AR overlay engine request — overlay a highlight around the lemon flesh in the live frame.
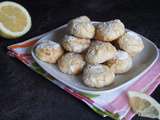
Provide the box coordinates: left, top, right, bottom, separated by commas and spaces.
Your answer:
128, 91, 160, 119
0, 1, 31, 39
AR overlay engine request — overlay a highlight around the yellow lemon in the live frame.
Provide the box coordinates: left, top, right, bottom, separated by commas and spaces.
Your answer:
0, 1, 31, 39
128, 91, 160, 119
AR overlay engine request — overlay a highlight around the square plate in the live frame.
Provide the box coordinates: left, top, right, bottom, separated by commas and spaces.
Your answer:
31, 22, 159, 94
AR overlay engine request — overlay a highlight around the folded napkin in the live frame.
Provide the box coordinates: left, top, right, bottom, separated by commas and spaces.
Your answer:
7, 32, 160, 120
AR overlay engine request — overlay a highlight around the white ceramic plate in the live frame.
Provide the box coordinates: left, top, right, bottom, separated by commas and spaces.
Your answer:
32, 22, 159, 94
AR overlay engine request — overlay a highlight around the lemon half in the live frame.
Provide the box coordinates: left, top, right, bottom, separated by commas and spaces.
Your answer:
0, 1, 31, 39
128, 91, 160, 119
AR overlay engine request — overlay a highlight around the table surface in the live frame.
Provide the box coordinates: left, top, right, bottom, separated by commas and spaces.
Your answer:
0, 0, 160, 120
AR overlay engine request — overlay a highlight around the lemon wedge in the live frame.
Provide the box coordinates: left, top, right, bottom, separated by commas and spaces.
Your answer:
0, 1, 31, 39
128, 91, 160, 119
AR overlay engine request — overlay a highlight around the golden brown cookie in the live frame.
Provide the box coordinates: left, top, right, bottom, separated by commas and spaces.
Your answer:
95, 19, 125, 41
58, 52, 86, 75
118, 31, 144, 57
62, 35, 91, 53
68, 16, 95, 39
82, 64, 115, 88
85, 41, 117, 64
35, 41, 64, 63
106, 50, 133, 74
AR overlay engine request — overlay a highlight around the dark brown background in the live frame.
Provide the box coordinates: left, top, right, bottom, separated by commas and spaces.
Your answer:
0, 0, 160, 120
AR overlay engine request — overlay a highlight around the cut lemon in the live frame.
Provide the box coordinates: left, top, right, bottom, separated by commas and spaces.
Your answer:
128, 91, 160, 119
0, 1, 31, 39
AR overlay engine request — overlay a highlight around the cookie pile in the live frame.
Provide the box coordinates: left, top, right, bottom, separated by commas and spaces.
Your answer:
35, 16, 144, 88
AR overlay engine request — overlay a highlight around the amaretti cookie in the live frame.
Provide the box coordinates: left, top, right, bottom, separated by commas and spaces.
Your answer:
82, 64, 115, 88
58, 52, 86, 75
85, 41, 117, 64
106, 50, 133, 74
118, 31, 144, 57
95, 19, 125, 41
68, 17, 95, 39
35, 41, 64, 63
62, 35, 91, 53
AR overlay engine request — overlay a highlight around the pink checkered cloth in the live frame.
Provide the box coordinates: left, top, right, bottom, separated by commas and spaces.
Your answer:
7, 33, 160, 120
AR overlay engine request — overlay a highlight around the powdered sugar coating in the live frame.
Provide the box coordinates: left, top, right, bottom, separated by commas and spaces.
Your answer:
68, 22, 95, 39
118, 31, 144, 56
83, 64, 115, 88
68, 16, 95, 39
127, 31, 143, 42
85, 41, 117, 64
70, 16, 91, 23
115, 50, 129, 60
62, 35, 91, 53
86, 64, 104, 73
37, 41, 60, 49
63, 35, 76, 42
106, 50, 133, 74
35, 41, 64, 63
95, 19, 125, 41
58, 52, 86, 75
